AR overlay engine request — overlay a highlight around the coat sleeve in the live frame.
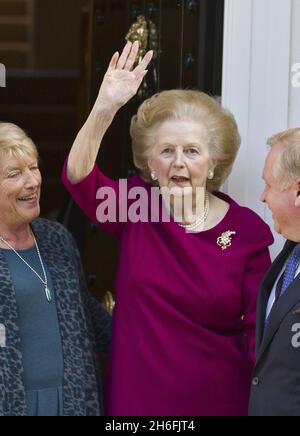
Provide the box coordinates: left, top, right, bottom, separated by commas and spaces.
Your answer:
241, 221, 274, 364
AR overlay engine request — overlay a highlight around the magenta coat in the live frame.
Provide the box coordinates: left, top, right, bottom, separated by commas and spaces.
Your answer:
62, 160, 273, 416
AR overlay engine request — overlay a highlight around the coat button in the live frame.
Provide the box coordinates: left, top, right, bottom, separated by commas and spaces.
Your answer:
252, 377, 260, 386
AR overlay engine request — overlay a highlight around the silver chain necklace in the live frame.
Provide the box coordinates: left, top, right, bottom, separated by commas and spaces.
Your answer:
0, 232, 52, 303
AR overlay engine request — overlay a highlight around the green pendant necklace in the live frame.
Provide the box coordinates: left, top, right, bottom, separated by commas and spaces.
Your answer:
0, 232, 52, 303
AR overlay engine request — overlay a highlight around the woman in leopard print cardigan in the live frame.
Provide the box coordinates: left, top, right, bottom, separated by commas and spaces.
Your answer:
0, 123, 111, 416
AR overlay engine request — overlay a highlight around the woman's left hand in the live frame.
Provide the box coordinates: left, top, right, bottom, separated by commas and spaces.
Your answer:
96, 41, 153, 110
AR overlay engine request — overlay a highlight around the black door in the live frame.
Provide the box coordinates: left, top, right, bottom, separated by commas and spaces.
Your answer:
76, 0, 225, 303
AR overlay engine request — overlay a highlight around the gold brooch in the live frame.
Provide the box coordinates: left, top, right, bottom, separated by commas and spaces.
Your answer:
217, 231, 236, 251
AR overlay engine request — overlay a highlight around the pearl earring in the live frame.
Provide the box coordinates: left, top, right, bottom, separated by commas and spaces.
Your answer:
151, 171, 158, 181
208, 170, 214, 180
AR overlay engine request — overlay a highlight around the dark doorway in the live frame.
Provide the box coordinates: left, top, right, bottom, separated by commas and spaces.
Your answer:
0, 0, 82, 219
0, 0, 225, 302
81, 0, 225, 302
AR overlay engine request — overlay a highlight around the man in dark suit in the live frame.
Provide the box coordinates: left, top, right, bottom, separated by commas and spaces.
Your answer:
249, 127, 300, 416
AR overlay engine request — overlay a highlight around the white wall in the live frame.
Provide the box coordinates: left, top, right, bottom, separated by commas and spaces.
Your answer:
222, 0, 300, 259
290, 0, 300, 126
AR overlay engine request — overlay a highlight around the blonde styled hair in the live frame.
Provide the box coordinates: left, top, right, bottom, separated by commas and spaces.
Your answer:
267, 127, 300, 189
0, 122, 38, 163
130, 90, 241, 191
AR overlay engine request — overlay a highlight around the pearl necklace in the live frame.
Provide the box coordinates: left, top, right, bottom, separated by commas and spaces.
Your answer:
178, 192, 210, 232
0, 232, 52, 303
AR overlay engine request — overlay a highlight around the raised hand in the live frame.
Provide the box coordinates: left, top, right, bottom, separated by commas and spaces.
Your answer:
67, 42, 153, 182
97, 41, 153, 109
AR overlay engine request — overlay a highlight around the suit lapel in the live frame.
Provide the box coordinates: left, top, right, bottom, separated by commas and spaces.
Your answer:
256, 241, 299, 363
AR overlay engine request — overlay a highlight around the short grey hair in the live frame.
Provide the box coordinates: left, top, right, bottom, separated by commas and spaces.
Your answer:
267, 127, 300, 189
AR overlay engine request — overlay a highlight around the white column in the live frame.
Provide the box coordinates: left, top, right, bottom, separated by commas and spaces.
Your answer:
222, 0, 300, 259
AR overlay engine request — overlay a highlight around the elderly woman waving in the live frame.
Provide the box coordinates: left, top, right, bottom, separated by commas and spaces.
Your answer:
0, 122, 111, 416
62, 42, 274, 416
